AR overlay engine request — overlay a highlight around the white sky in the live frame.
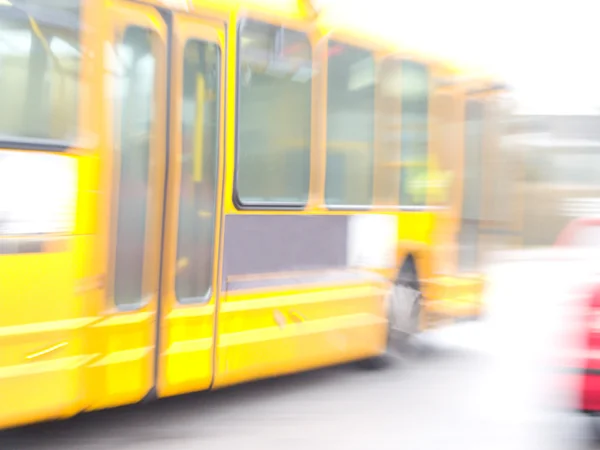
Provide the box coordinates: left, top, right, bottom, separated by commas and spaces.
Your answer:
321, 0, 600, 115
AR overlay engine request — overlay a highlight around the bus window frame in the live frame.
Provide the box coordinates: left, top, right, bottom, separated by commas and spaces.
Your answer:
0, 137, 71, 152
232, 17, 313, 211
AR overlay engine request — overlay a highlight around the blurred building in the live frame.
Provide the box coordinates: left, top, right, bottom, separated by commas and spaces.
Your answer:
508, 114, 600, 246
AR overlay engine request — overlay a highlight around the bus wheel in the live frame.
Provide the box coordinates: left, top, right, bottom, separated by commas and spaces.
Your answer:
358, 263, 422, 369
388, 282, 421, 350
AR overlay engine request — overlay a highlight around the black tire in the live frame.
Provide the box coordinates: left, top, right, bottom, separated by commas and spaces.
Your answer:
357, 258, 422, 370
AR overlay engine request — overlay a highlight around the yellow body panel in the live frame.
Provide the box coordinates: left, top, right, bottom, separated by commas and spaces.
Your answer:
215, 280, 388, 388
85, 310, 156, 410
422, 275, 486, 328
0, 248, 86, 428
159, 305, 215, 396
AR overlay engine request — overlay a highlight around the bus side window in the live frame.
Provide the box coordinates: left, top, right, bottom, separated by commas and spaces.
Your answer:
399, 60, 429, 206
325, 42, 376, 207
175, 39, 220, 303
377, 58, 402, 205
236, 20, 312, 206
0, 1, 80, 142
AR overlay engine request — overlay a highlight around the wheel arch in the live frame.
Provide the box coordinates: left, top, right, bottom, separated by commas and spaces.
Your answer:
395, 240, 431, 289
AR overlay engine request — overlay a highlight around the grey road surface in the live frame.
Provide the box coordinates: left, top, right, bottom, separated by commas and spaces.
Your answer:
0, 259, 595, 450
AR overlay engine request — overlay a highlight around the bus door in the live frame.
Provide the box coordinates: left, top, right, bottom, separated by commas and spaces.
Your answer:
458, 99, 485, 272
93, 1, 167, 409
156, 13, 223, 398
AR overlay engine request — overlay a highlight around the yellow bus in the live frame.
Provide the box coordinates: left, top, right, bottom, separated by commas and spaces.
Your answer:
0, 0, 505, 429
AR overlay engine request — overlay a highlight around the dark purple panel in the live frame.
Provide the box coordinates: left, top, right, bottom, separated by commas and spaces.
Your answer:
221, 214, 349, 286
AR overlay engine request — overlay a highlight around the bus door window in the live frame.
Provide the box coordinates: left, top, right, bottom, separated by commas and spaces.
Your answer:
176, 39, 220, 303
112, 26, 157, 309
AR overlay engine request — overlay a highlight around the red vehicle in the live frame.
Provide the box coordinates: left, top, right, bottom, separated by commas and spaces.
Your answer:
555, 218, 600, 431
580, 288, 600, 414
